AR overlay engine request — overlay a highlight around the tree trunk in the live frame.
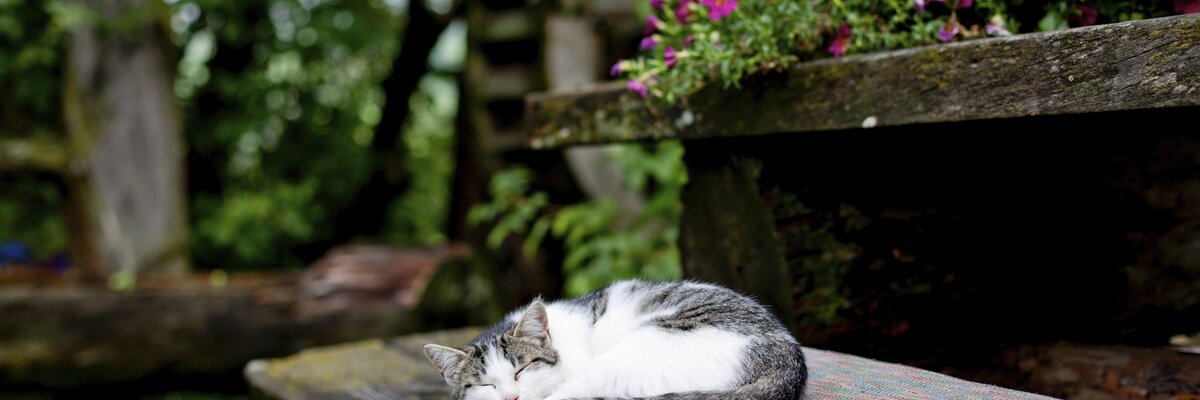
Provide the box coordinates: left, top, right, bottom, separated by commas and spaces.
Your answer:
61, 0, 189, 277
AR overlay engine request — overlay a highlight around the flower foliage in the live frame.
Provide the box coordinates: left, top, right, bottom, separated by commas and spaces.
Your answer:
613, 0, 1197, 103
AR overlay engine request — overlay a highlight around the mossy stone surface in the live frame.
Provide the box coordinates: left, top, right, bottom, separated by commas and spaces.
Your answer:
245, 328, 482, 400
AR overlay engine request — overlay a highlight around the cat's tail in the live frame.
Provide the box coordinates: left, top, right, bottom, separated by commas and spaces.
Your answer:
581, 339, 808, 400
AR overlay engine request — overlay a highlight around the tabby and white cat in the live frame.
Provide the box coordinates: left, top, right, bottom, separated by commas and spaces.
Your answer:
423, 280, 807, 400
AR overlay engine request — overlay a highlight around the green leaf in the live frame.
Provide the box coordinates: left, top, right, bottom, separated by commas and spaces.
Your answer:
523, 217, 551, 259
1038, 12, 1068, 32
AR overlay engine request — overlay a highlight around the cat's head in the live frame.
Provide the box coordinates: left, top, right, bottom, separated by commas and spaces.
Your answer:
423, 301, 564, 400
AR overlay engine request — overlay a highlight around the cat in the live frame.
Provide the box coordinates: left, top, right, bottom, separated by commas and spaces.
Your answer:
422, 280, 807, 400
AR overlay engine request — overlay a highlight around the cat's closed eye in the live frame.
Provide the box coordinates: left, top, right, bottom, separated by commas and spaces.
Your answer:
514, 358, 552, 379
464, 383, 495, 389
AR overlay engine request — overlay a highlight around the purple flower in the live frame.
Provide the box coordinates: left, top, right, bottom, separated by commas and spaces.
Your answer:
1070, 4, 1098, 26
828, 23, 852, 58
914, 0, 927, 11
701, 0, 738, 20
627, 79, 649, 97
684, 35, 695, 47
937, 23, 959, 42
640, 36, 658, 50
664, 46, 678, 68
1176, 0, 1200, 13
651, 0, 663, 9
610, 62, 625, 77
675, 0, 694, 23
644, 15, 664, 35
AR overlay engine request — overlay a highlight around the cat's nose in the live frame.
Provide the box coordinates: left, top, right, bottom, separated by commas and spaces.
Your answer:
504, 395, 518, 400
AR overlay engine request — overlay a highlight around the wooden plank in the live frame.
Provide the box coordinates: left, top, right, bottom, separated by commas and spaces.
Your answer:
526, 14, 1200, 149
0, 276, 340, 387
0, 270, 429, 389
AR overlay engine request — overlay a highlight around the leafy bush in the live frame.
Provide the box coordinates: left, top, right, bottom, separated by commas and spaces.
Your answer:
471, 142, 686, 296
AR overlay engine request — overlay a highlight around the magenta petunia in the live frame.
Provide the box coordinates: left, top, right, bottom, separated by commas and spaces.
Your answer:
937, 23, 959, 42
1175, 0, 1200, 13
627, 79, 649, 98
701, 0, 738, 20
684, 35, 695, 47
675, 0, 694, 23
640, 36, 659, 50
651, 0, 663, 9
957, 0, 973, 8
1071, 4, 1098, 26
828, 23, 852, 58
644, 15, 664, 35
664, 46, 678, 68
610, 62, 625, 77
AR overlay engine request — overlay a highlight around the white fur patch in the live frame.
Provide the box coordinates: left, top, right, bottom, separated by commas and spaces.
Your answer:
512, 281, 751, 400
480, 346, 519, 400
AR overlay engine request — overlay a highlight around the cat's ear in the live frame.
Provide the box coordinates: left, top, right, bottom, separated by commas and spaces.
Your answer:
423, 344, 466, 378
513, 300, 551, 346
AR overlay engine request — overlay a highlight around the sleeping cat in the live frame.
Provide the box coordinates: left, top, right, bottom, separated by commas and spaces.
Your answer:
422, 280, 807, 400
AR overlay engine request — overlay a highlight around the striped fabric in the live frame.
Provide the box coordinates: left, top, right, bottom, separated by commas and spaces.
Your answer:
804, 348, 1058, 399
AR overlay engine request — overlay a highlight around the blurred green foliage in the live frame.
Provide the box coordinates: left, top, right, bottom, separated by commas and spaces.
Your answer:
0, 0, 461, 269
471, 142, 686, 296
0, 177, 67, 257
172, 0, 460, 269
385, 73, 461, 246
0, 1, 103, 263
0, 0, 63, 135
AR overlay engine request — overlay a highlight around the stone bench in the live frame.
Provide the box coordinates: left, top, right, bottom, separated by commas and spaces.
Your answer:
244, 328, 1056, 399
